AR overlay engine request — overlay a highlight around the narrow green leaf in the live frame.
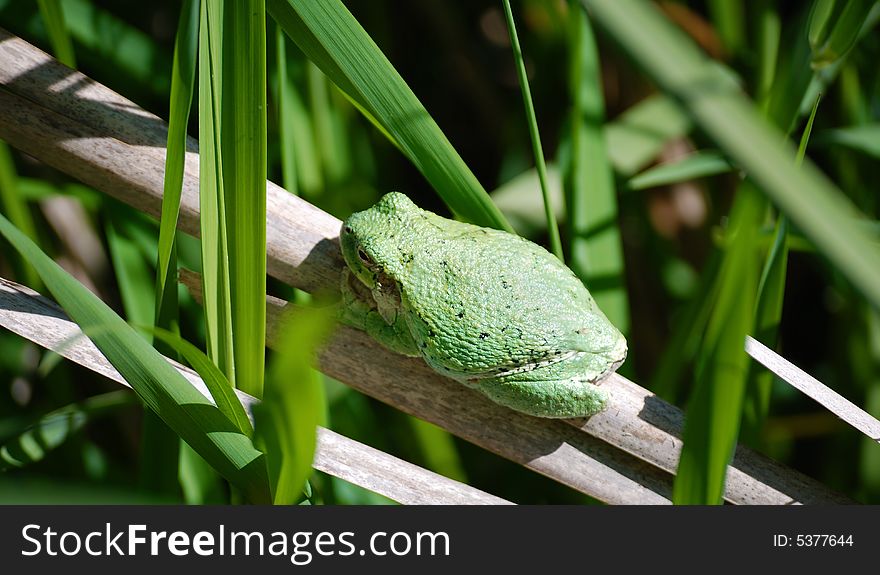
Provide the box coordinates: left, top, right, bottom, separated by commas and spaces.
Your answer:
754, 0, 781, 102
810, 0, 877, 68
0, 142, 40, 288
276, 23, 299, 196
816, 124, 880, 158
743, 95, 821, 441
582, 0, 880, 311
650, 252, 722, 402
502, 0, 562, 260
307, 62, 350, 187
199, 0, 236, 384
36, 0, 76, 68
138, 410, 181, 496
0, 212, 270, 502
155, 0, 199, 336
268, 0, 513, 232
673, 183, 762, 504
408, 417, 468, 483
254, 306, 333, 505
105, 214, 154, 328
147, 326, 253, 437
565, 2, 628, 331
627, 151, 733, 191
179, 442, 226, 504
226, 0, 268, 397
708, 0, 745, 55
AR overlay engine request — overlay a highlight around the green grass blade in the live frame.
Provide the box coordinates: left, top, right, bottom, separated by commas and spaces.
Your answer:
0, 212, 270, 502
650, 252, 722, 401
582, 0, 880, 311
502, 0, 562, 259
155, 0, 199, 336
708, 0, 745, 56
254, 307, 333, 505
307, 62, 351, 187
408, 417, 468, 483
36, 0, 76, 68
105, 215, 154, 327
221, 0, 267, 398
274, 39, 325, 197
810, 0, 877, 68
147, 326, 253, 436
138, 410, 181, 496
743, 94, 821, 441
0, 390, 135, 470
564, 3, 628, 331
673, 183, 762, 504
268, 0, 513, 232
754, 0, 781, 102
199, 0, 235, 383
816, 124, 880, 158
0, 142, 40, 288
275, 23, 299, 196
627, 152, 733, 191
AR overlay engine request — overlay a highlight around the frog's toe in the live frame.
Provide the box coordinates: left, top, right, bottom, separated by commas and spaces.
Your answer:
470, 377, 608, 419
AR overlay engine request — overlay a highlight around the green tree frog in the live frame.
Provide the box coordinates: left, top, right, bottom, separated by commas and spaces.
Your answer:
339, 192, 627, 418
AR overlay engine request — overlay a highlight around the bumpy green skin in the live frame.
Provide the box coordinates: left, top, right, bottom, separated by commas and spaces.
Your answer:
339, 192, 627, 418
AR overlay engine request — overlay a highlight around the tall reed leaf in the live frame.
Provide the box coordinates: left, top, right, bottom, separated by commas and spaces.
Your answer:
199, 0, 268, 399
743, 97, 821, 439
275, 23, 299, 196
199, 1, 234, 383
224, 0, 267, 397
0, 213, 270, 502
254, 307, 333, 505
155, 0, 198, 335
565, 3, 627, 331
581, 0, 880, 311
268, 0, 512, 232
809, 0, 877, 68
673, 184, 762, 504
147, 327, 252, 436
0, 142, 40, 287
36, 0, 76, 68
502, 0, 562, 259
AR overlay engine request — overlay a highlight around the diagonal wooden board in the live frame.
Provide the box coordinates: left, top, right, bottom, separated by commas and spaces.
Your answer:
746, 336, 880, 443
0, 278, 511, 505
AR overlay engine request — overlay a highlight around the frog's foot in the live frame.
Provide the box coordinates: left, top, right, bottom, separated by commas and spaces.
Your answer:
469, 377, 608, 418
462, 352, 616, 418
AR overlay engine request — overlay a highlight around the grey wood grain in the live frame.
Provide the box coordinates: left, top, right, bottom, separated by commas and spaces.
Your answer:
0, 278, 511, 505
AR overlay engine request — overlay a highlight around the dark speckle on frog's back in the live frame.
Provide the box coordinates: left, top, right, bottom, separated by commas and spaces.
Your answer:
390, 201, 619, 379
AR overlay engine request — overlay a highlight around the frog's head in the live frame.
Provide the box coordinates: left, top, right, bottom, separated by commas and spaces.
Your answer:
340, 192, 420, 290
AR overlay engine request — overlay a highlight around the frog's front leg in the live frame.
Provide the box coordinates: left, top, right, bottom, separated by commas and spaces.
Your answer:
462, 352, 611, 418
339, 269, 420, 357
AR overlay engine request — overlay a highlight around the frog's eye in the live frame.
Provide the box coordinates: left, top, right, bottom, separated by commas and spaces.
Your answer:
357, 248, 372, 264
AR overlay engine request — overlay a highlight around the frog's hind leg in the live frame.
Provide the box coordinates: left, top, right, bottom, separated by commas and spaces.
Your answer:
465, 353, 611, 418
